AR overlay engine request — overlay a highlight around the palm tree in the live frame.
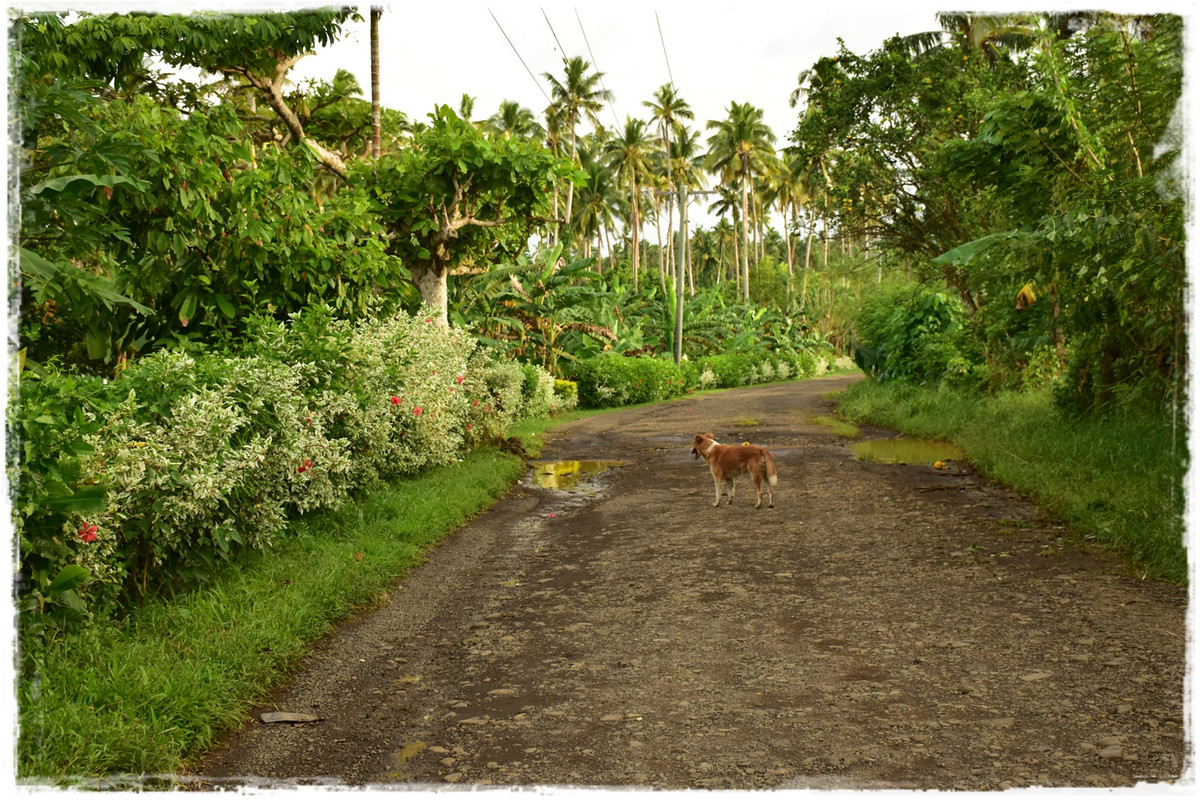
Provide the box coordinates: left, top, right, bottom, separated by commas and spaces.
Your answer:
604, 117, 657, 292
369, 6, 381, 158
667, 126, 705, 292
892, 13, 1038, 62
706, 102, 775, 300
458, 93, 476, 125
644, 84, 694, 266
760, 153, 811, 301
573, 141, 627, 268
485, 100, 545, 141
543, 56, 613, 245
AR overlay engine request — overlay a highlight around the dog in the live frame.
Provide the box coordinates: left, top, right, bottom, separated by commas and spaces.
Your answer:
691, 432, 777, 508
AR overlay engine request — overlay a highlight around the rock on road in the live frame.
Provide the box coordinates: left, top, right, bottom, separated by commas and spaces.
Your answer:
192, 375, 1190, 791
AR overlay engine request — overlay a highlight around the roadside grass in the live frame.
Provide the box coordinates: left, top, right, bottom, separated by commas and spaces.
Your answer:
16, 416, 581, 783
836, 380, 1188, 584
810, 414, 861, 438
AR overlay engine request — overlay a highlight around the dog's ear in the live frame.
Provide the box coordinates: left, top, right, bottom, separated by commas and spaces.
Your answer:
704, 432, 714, 439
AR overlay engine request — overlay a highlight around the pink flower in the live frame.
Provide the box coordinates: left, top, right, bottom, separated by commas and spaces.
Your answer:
77, 523, 98, 544
466, 423, 473, 430
413, 406, 423, 416
456, 375, 464, 384
448, 386, 455, 393
473, 399, 479, 407
298, 458, 313, 474
390, 396, 401, 406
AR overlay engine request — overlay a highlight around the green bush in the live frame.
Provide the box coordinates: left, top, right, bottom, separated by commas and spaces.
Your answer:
572, 354, 691, 408
853, 281, 980, 386
13, 306, 560, 635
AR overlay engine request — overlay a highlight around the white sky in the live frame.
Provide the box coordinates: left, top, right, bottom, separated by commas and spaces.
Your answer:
9, 0, 1196, 229
289, 0, 942, 150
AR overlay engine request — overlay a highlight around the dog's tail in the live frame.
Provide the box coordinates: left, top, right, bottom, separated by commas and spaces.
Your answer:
764, 450, 778, 486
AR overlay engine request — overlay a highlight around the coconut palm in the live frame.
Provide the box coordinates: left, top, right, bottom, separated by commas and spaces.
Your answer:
573, 141, 627, 268
369, 6, 381, 157
892, 13, 1038, 61
543, 56, 613, 245
708, 184, 742, 290
706, 102, 775, 299
485, 100, 545, 141
760, 153, 811, 301
458, 93, 476, 125
604, 117, 657, 292
667, 126, 705, 292
644, 84, 695, 265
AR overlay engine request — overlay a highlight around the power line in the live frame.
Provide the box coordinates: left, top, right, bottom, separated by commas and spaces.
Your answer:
489, 7, 552, 105
655, 10, 674, 88
542, 7, 568, 61
574, 7, 622, 132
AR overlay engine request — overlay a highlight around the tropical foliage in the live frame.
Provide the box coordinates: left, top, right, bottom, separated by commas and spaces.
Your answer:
9, 7, 1185, 669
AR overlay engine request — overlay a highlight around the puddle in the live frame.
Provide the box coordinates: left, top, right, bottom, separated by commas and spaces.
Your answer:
529, 460, 628, 491
850, 438, 967, 465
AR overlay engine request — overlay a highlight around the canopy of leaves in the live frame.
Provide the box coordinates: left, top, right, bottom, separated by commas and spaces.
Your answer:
361, 106, 579, 277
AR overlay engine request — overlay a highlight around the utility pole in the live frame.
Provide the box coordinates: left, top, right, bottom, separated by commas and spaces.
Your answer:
673, 179, 688, 365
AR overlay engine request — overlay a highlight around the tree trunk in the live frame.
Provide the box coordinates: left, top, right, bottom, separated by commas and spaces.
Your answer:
370, 7, 382, 158
654, 194, 666, 293
802, 227, 814, 306
412, 263, 450, 327
740, 175, 750, 300
783, 201, 795, 302
630, 178, 641, 292
232, 52, 348, 178
562, 133, 578, 246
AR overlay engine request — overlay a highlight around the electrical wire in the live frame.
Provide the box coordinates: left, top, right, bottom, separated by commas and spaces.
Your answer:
655, 10, 675, 88
489, 7, 552, 105
574, 6, 622, 132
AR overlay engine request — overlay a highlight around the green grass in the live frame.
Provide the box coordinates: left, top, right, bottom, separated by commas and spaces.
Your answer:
17, 415, 581, 782
836, 380, 1188, 584
810, 414, 861, 438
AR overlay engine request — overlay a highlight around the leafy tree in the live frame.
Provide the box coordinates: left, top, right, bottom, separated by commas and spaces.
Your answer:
361, 106, 578, 327
14, 11, 402, 368
21, 9, 359, 176
933, 14, 1185, 410
789, 33, 1027, 318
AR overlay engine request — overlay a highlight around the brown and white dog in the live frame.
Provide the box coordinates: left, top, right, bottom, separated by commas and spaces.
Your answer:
691, 432, 778, 508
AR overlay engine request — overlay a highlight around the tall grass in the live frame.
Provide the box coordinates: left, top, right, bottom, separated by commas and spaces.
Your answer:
837, 380, 1188, 583
17, 442, 540, 782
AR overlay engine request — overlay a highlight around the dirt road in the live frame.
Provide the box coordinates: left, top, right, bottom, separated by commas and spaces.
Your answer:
192, 375, 1190, 790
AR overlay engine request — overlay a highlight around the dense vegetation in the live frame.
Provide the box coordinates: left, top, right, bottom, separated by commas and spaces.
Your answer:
9, 8, 1186, 781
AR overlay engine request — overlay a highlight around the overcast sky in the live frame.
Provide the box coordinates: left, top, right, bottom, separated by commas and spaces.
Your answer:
289, 0, 944, 147
10, 0, 1196, 230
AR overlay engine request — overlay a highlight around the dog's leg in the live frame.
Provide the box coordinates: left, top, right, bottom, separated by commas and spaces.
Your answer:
711, 473, 723, 507
752, 468, 763, 508
726, 478, 735, 505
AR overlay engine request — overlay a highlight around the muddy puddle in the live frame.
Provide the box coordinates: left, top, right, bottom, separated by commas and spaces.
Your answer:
850, 438, 967, 466
528, 460, 628, 491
